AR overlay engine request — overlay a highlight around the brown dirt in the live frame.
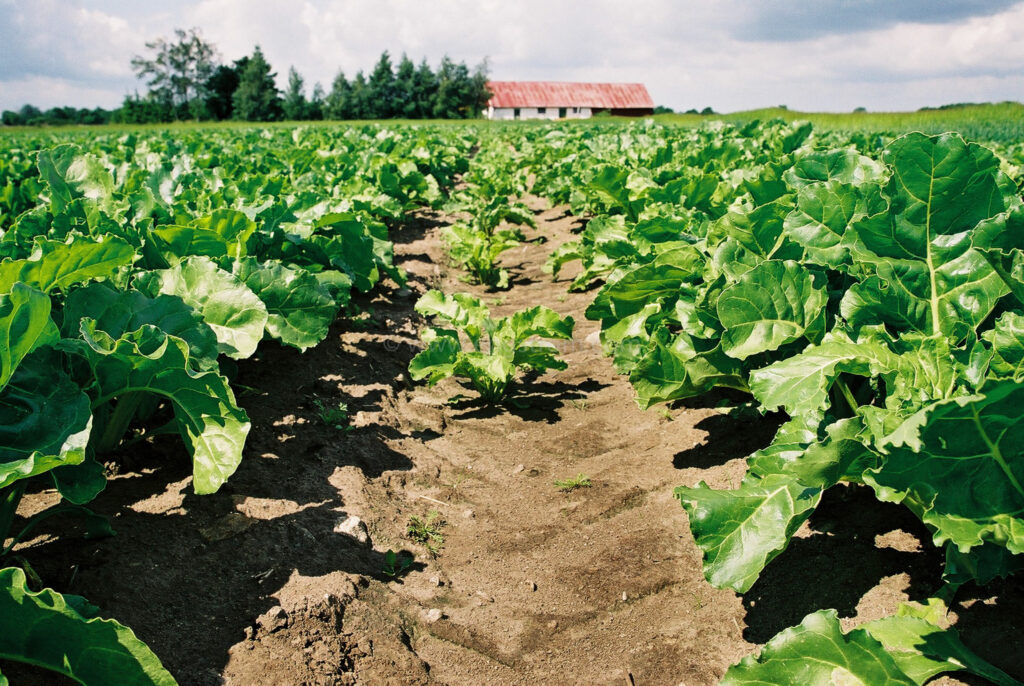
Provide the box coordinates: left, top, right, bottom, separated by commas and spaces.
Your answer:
6, 200, 1023, 686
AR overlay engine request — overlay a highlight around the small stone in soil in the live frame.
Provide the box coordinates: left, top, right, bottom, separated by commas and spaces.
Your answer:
334, 515, 370, 544
526, 580, 537, 591
256, 606, 288, 633
424, 608, 443, 623
429, 575, 443, 587
511, 464, 525, 474
462, 509, 475, 519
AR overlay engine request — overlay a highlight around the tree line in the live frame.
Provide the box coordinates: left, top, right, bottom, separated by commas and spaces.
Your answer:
1, 28, 491, 126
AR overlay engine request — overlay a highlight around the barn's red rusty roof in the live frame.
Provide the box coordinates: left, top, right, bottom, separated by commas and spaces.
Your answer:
486, 81, 654, 109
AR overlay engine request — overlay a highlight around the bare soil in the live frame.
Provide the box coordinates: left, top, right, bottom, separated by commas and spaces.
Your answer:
7, 200, 1023, 686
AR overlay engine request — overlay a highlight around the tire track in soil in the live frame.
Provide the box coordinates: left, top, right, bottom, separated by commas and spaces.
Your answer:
10, 198, 1016, 686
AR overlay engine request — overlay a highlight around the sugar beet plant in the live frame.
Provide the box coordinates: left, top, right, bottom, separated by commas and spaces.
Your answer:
0, 125, 475, 684
442, 155, 537, 289
409, 289, 574, 402
525, 123, 1024, 683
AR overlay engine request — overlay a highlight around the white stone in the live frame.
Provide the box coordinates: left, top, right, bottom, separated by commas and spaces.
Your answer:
334, 515, 370, 544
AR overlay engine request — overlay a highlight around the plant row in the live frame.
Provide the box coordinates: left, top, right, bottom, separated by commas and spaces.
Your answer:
495, 119, 1024, 684
0, 124, 475, 684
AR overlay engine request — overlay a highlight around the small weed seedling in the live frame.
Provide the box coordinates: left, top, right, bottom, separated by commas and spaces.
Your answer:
554, 473, 592, 493
407, 511, 445, 555
657, 407, 674, 421
382, 550, 414, 578
314, 399, 355, 433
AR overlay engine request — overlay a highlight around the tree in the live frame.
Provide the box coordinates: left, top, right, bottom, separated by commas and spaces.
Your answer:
366, 51, 397, 119
433, 56, 487, 119
394, 54, 417, 119
308, 82, 325, 120
232, 46, 283, 121
411, 59, 438, 119
282, 66, 308, 121
204, 59, 245, 120
349, 71, 371, 120
324, 71, 351, 119
131, 27, 218, 117
467, 59, 491, 118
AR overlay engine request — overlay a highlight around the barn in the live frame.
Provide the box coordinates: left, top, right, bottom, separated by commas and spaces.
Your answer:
485, 81, 655, 120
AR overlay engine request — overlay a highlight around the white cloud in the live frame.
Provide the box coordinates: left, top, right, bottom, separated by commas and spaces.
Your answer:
1, 0, 1023, 113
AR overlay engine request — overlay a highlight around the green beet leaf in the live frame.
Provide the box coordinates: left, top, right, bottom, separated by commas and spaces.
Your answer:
984, 311, 1024, 381
36, 145, 117, 215
232, 257, 339, 351
62, 320, 250, 494
0, 352, 92, 490
717, 259, 827, 360
862, 600, 1023, 686
410, 291, 573, 403
0, 235, 135, 294
628, 328, 746, 410
866, 381, 1024, 555
135, 256, 268, 360
62, 283, 219, 372
0, 567, 177, 686
676, 473, 822, 593
721, 610, 916, 685
0, 283, 58, 390
845, 133, 1013, 338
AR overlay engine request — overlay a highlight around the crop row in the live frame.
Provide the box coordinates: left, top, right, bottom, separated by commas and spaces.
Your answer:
435, 118, 1024, 684
0, 125, 474, 683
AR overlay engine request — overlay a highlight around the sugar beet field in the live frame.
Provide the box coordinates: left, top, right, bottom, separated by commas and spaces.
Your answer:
2, 116, 1024, 685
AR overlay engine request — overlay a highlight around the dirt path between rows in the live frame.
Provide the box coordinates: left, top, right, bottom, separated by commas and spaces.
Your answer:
9, 199, 1022, 686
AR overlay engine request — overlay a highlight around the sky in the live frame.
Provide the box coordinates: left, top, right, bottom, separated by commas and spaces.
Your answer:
2, 0, 1023, 114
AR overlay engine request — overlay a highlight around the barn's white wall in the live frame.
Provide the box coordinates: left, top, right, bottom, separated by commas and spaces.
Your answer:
486, 106, 592, 120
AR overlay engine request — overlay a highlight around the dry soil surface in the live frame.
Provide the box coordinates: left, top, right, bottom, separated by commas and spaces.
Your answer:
7, 199, 1023, 686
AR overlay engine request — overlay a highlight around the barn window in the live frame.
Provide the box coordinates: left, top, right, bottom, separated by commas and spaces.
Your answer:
514, 108, 520, 119
538, 107, 546, 114
559, 107, 567, 118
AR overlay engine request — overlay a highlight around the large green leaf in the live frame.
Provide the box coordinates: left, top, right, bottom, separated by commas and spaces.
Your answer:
676, 473, 822, 592
784, 181, 882, 267
0, 236, 135, 294
62, 321, 250, 494
748, 333, 901, 420
721, 610, 916, 685
62, 283, 219, 372
585, 248, 705, 323
984, 311, 1024, 381
628, 328, 746, 410
414, 290, 491, 348
135, 256, 268, 360
36, 145, 117, 215
866, 381, 1024, 555
862, 600, 1023, 686
0, 567, 177, 686
716, 259, 827, 360
0, 352, 92, 490
0, 283, 58, 389
232, 257, 339, 351
846, 133, 1013, 338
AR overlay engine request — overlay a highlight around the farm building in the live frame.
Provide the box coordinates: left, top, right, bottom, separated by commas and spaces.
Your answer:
485, 81, 655, 120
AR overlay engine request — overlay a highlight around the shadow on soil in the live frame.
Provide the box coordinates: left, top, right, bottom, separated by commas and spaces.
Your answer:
672, 407, 784, 470
740, 484, 944, 644
9, 285, 429, 686
448, 378, 608, 424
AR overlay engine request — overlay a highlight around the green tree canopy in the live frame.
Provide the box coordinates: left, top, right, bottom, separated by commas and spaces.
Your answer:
232, 46, 283, 122
131, 27, 218, 115
282, 66, 308, 121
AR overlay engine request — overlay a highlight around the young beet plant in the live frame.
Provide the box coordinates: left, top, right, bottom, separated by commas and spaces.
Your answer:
408, 290, 574, 403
